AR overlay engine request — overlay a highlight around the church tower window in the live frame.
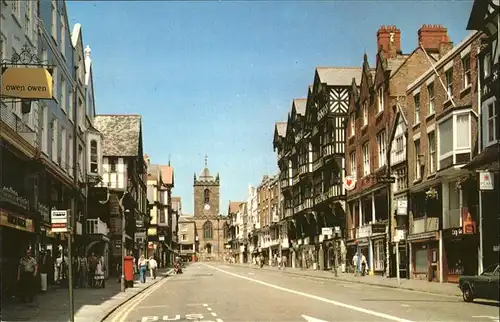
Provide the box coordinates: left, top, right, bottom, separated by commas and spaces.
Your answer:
204, 189, 210, 204
203, 221, 213, 239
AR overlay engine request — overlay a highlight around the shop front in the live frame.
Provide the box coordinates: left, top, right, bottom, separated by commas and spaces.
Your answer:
408, 232, 440, 282
442, 227, 478, 283
0, 209, 36, 295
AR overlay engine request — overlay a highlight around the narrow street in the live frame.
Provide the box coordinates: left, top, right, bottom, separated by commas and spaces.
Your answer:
106, 263, 499, 322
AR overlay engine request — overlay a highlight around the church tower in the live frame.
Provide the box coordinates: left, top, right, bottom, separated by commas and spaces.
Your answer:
193, 155, 220, 219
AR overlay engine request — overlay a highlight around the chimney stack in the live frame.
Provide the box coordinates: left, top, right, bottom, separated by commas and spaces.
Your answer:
377, 25, 402, 60
418, 24, 452, 56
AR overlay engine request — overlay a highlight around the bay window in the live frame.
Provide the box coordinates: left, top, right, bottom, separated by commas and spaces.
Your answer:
438, 111, 472, 170
362, 143, 370, 176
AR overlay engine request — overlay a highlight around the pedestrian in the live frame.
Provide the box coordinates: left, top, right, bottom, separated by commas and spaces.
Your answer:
94, 257, 105, 288
138, 255, 148, 283
148, 256, 158, 279
17, 249, 38, 303
352, 253, 359, 275
282, 255, 287, 270
277, 255, 282, 269
88, 253, 98, 287
78, 254, 88, 288
361, 252, 367, 276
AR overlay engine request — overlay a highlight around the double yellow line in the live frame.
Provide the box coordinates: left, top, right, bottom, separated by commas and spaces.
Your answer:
110, 272, 172, 322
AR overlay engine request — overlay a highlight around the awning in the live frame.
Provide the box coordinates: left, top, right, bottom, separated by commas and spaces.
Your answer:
464, 144, 500, 171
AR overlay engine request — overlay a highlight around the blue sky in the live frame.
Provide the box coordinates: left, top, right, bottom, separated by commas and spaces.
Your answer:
67, 0, 473, 215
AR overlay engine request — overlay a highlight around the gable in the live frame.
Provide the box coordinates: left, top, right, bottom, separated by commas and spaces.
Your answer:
374, 51, 388, 88
359, 55, 373, 104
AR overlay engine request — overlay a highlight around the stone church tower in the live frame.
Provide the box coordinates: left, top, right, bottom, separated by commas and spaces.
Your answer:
193, 155, 223, 261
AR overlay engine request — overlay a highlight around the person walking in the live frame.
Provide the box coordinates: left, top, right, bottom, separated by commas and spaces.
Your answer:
17, 249, 38, 303
148, 256, 158, 279
138, 255, 148, 283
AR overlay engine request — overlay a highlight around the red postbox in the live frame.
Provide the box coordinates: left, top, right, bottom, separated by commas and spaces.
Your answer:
123, 256, 135, 287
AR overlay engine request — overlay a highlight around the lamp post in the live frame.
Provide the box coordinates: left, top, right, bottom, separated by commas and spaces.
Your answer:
217, 215, 221, 261
119, 192, 129, 292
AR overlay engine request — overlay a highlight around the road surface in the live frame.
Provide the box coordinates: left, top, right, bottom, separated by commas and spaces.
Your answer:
105, 262, 499, 322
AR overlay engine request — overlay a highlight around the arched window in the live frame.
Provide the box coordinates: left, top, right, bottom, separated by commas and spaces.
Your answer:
204, 189, 210, 204
90, 140, 98, 173
203, 221, 213, 240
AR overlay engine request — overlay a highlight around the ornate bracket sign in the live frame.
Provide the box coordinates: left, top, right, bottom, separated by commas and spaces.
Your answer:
1, 44, 53, 100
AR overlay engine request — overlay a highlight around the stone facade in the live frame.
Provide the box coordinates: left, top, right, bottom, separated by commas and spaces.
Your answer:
193, 161, 224, 260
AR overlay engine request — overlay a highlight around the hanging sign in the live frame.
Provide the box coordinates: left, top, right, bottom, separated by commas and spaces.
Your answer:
1, 68, 53, 99
51, 209, 68, 233
344, 176, 356, 191
479, 171, 494, 190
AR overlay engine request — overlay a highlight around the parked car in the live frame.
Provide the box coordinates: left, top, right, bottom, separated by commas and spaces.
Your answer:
459, 263, 499, 302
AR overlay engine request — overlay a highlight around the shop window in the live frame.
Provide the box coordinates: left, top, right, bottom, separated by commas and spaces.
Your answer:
414, 248, 428, 273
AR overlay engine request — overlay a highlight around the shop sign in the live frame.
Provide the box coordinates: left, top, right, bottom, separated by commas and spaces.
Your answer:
51, 209, 68, 233
114, 240, 122, 249
0, 210, 34, 232
1, 68, 53, 99
372, 223, 386, 234
322, 227, 333, 235
479, 171, 494, 190
344, 176, 356, 191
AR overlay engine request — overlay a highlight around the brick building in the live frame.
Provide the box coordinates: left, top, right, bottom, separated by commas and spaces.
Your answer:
405, 30, 483, 283
345, 25, 451, 277
466, 0, 500, 273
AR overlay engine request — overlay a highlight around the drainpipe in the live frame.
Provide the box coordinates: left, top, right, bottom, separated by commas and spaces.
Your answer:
476, 45, 483, 274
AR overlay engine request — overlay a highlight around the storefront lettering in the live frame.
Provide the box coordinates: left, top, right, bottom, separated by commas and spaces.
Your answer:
451, 228, 463, 236
5, 84, 48, 92
7, 215, 27, 228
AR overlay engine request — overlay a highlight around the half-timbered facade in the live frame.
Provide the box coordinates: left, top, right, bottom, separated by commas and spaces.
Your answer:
466, 0, 500, 272
94, 114, 148, 262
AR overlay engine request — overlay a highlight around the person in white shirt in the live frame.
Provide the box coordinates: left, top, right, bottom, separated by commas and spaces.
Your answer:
148, 256, 158, 279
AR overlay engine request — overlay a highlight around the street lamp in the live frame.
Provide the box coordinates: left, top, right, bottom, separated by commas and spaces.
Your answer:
217, 215, 221, 261
119, 191, 130, 292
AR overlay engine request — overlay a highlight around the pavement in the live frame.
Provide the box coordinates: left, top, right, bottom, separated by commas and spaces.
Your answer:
232, 263, 462, 297
1, 268, 173, 322
104, 262, 499, 322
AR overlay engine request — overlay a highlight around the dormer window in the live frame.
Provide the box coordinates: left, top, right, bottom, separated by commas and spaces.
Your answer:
377, 86, 384, 113
87, 133, 101, 176
362, 102, 368, 126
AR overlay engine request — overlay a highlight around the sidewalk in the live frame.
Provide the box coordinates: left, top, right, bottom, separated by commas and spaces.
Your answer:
1, 268, 173, 322
234, 263, 462, 297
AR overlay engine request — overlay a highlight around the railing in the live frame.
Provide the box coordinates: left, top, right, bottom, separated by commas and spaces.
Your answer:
0, 105, 37, 148
303, 197, 313, 210
299, 164, 309, 176
410, 217, 439, 234
322, 143, 335, 158
86, 218, 109, 235
284, 208, 293, 218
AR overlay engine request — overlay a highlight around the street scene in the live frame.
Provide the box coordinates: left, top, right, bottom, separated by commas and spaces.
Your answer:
1, 0, 499, 321
106, 263, 499, 322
